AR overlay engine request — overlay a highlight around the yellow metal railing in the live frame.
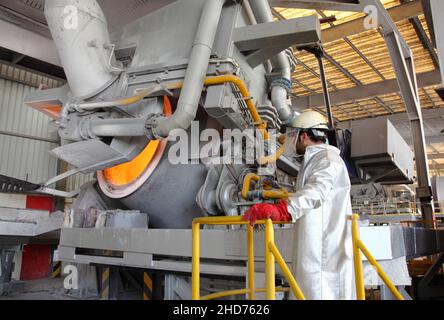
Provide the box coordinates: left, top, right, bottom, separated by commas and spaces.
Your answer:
191, 216, 305, 300
192, 214, 405, 300
351, 214, 404, 300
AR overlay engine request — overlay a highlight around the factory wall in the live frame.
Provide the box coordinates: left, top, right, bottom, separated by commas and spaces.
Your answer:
0, 63, 61, 184
0, 62, 96, 197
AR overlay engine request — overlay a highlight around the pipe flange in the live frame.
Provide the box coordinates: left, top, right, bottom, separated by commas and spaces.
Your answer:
145, 114, 165, 140
270, 77, 292, 95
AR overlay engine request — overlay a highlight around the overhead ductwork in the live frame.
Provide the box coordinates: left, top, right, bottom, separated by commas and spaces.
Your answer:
44, 0, 118, 98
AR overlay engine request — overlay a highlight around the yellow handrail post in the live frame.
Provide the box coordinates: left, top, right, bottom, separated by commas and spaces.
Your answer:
247, 224, 255, 300
357, 239, 405, 300
351, 214, 366, 300
191, 216, 302, 301
268, 242, 306, 300
264, 219, 276, 300
192, 221, 200, 300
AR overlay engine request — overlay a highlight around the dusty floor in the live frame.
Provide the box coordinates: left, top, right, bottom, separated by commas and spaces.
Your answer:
0, 278, 76, 300
1, 277, 142, 300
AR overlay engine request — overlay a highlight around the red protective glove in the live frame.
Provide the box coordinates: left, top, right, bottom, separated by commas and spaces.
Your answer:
242, 200, 291, 226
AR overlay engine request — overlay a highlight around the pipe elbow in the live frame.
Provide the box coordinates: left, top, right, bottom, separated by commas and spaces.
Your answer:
271, 85, 293, 123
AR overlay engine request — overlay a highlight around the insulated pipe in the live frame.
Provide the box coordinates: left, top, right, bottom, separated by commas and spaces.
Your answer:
89, 118, 148, 137
45, 0, 117, 98
151, 0, 226, 138
249, 0, 294, 123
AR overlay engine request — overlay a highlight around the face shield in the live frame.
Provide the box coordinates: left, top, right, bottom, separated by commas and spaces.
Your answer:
283, 127, 301, 159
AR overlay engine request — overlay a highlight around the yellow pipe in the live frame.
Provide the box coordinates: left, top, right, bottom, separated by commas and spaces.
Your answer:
242, 173, 260, 200
269, 242, 305, 300
263, 189, 292, 200
202, 76, 268, 139
259, 135, 286, 166
200, 287, 289, 301
357, 239, 405, 300
193, 216, 244, 225
264, 219, 276, 300
191, 221, 200, 300
351, 214, 365, 300
201, 288, 251, 301
191, 218, 291, 226
247, 224, 255, 300
81, 75, 269, 140
259, 143, 285, 165
241, 173, 292, 200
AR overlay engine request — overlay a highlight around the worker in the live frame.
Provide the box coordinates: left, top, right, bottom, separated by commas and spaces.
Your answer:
243, 110, 354, 300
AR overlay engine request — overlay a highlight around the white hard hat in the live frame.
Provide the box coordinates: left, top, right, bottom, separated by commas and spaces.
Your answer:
289, 110, 329, 130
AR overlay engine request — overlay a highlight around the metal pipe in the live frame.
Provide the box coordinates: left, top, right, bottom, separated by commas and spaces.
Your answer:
151, 0, 226, 138
81, 74, 269, 140
242, 173, 260, 200
77, 84, 166, 111
243, 0, 258, 25
271, 85, 294, 122
264, 219, 276, 300
247, 224, 255, 300
317, 53, 335, 130
249, 0, 294, 123
262, 189, 291, 199
44, 0, 117, 98
200, 287, 289, 300
203, 76, 268, 138
90, 118, 148, 137
242, 172, 292, 200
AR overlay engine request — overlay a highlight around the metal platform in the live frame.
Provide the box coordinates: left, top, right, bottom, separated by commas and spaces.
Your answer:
57, 224, 444, 281
0, 207, 63, 296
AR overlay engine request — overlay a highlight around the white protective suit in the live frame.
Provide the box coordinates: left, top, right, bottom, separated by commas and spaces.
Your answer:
287, 143, 354, 300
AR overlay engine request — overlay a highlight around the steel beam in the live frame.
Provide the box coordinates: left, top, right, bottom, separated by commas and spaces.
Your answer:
429, 0, 444, 98
292, 70, 441, 108
0, 19, 60, 67
270, 0, 365, 12
406, 135, 444, 146
383, 30, 435, 227
428, 153, 444, 161
319, 0, 423, 43
409, 16, 440, 69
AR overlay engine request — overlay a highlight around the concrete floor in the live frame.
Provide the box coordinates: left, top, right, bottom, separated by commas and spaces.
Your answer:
0, 278, 76, 300
1, 277, 143, 300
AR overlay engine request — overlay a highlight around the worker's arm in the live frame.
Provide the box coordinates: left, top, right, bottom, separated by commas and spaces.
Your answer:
242, 153, 341, 226
287, 155, 340, 221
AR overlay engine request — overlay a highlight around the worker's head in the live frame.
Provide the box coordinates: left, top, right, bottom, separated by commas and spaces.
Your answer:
285, 110, 329, 155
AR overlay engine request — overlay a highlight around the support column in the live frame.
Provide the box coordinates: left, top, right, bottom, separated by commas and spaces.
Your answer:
362, 0, 435, 228
383, 31, 435, 228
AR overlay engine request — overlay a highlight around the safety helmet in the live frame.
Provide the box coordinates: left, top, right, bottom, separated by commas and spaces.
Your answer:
289, 110, 329, 130
283, 110, 329, 158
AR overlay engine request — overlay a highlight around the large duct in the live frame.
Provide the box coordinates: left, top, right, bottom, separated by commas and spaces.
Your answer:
249, 0, 295, 123
149, 0, 226, 138
44, 0, 117, 98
